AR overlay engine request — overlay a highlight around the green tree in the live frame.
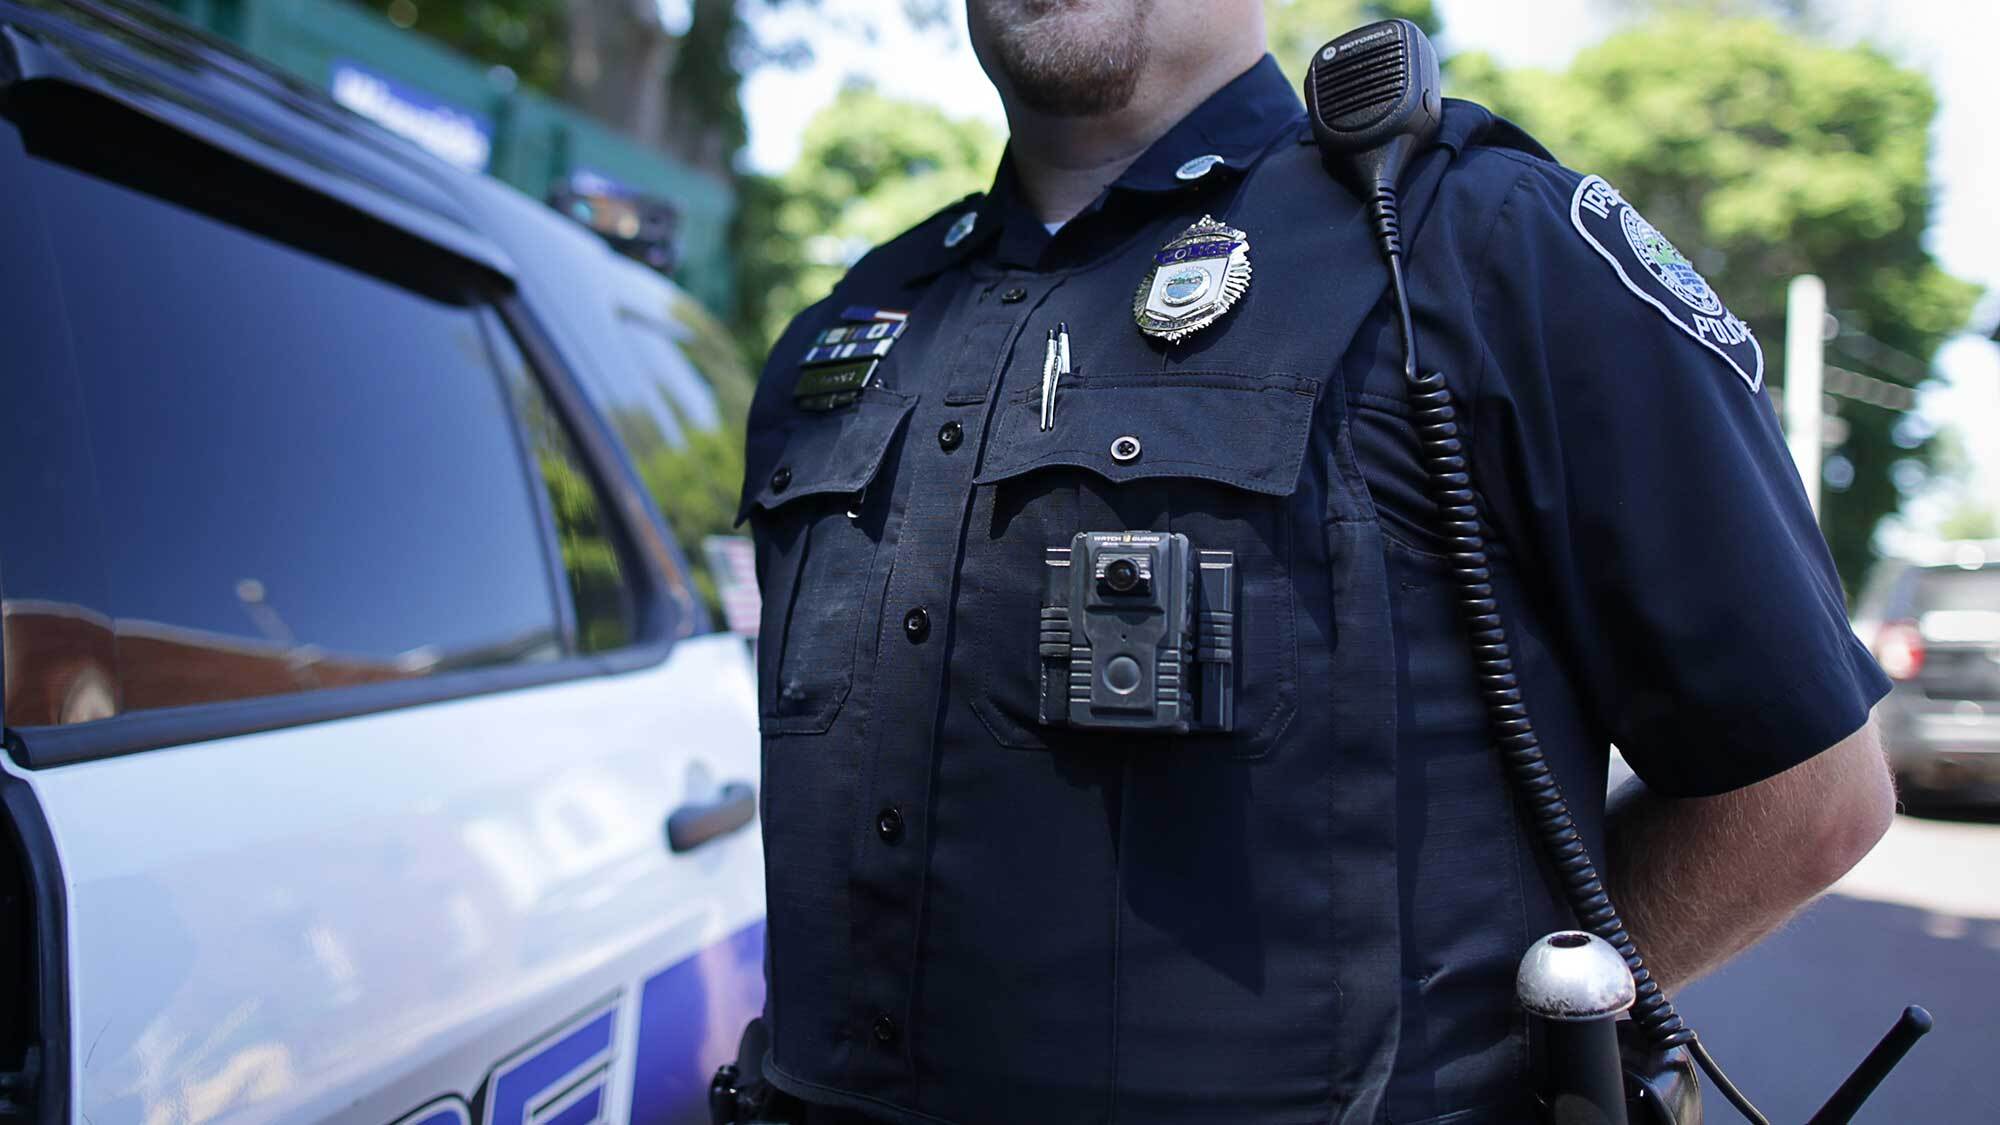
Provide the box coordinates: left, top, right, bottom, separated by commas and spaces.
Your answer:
376, 0, 567, 90
730, 3, 1437, 360
1938, 502, 1999, 543
375, 0, 960, 180
368, 0, 755, 176
1450, 14, 1979, 591
1265, 0, 1441, 89
732, 85, 1004, 355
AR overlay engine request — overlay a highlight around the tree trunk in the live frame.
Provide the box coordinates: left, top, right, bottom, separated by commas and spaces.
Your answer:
564, 0, 681, 144
658, 0, 740, 177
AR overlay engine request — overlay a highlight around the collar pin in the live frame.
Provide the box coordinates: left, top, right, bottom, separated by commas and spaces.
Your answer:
1175, 154, 1225, 181
943, 211, 977, 248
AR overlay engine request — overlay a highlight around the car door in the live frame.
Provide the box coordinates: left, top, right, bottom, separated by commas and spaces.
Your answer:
0, 67, 763, 1125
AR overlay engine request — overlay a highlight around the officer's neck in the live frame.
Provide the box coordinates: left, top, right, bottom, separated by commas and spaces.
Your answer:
1001, 39, 1266, 226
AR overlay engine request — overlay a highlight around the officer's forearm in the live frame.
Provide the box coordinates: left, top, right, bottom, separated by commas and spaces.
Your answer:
1599, 717, 1894, 991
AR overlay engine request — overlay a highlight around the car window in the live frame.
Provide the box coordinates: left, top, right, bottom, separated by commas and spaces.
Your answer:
591, 291, 754, 621
485, 314, 638, 654
617, 311, 725, 438
658, 288, 757, 429
1, 133, 575, 727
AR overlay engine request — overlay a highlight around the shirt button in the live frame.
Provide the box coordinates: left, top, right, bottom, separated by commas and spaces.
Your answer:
903, 607, 930, 643
876, 805, 904, 843
873, 1014, 899, 1044
1000, 286, 1027, 303
769, 466, 792, 492
1110, 435, 1142, 463
938, 420, 963, 451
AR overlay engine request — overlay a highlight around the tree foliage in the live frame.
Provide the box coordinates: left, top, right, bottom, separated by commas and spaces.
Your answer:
369, 0, 781, 177
1938, 501, 1999, 543
372, 0, 568, 91
728, 2, 1437, 358
731, 85, 1004, 354
1265, 0, 1440, 90
1449, 14, 1979, 589
374, 0, 963, 179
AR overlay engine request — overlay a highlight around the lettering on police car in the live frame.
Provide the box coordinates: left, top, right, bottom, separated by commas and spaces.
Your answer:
387, 919, 767, 1125
481, 994, 620, 1125
1569, 174, 1764, 392
390, 1096, 472, 1125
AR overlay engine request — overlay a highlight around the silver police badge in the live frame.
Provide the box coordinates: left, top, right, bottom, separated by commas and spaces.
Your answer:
1133, 215, 1251, 343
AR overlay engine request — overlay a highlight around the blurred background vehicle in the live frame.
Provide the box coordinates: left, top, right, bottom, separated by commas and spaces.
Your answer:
1854, 541, 2000, 804
0, 0, 766, 1120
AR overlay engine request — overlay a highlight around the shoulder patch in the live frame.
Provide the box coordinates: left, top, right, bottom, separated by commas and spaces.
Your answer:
1569, 175, 1764, 392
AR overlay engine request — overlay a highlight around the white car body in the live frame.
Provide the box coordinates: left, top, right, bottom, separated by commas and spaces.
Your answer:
0, 2, 770, 1121
5, 635, 765, 1124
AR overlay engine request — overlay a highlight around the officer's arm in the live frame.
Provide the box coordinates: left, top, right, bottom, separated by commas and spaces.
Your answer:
1456, 160, 1897, 985
1601, 714, 1894, 990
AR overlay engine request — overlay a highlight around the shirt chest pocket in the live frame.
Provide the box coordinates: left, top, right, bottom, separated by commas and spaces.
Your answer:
960, 371, 1322, 759
741, 391, 915, 735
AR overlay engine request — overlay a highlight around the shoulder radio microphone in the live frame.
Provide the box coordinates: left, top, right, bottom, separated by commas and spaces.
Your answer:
1304, 17, 1440, 387
1302, 19, 1930, 1125
1306, 18, 1442, 211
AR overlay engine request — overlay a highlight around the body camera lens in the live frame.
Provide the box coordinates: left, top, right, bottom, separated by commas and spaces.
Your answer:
1104, 557, 1142, 593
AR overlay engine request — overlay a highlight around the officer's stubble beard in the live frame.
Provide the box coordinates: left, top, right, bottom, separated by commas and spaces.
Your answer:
967, 0, 1153, 117
967, 0, 1265, 222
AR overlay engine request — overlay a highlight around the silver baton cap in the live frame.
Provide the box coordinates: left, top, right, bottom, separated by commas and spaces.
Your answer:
1516, 931, 1637, 1021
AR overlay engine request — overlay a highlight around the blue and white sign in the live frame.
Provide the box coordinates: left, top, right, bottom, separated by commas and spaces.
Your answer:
568, 169, 632, 197
331, 61, 494, 172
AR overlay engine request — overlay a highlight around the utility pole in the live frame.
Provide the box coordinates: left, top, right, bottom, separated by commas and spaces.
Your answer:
1785, 274, 1827, 518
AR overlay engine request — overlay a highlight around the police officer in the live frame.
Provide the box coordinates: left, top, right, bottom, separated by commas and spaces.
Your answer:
736, 2, 1896, 1122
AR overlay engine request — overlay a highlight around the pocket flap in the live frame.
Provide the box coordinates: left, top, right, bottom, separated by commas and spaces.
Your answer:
973, 372, 1319, 496
738, 390, 916, 523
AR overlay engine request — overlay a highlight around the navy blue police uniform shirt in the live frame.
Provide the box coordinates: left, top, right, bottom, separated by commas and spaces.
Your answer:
741, 54, 1889, 1125
1351, 133, 1890, 799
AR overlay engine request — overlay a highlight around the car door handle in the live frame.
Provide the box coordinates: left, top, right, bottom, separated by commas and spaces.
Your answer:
666, 781, 757, 853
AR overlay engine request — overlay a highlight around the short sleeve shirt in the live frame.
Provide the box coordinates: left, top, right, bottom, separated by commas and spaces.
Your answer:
1349, 134, 1890, 798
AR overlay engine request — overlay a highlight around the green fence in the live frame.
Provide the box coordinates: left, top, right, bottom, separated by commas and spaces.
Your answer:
154, 0, 734, 313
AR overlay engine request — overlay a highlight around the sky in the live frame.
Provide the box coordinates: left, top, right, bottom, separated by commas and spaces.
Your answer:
739, 0, 2000, 545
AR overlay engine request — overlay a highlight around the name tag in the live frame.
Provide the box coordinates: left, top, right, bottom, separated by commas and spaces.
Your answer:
792, 359, 878, 411
792, 308, 907, 411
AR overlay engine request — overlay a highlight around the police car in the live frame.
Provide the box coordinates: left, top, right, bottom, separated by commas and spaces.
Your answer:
0, 0, 767, 1120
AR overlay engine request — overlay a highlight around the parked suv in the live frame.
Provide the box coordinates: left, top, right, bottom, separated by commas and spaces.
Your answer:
1854, 542, 2000, 803
0, 0, 765, 1120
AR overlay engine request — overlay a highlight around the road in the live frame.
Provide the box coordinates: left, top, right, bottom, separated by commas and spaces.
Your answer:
1674, 804, 2000, 1122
